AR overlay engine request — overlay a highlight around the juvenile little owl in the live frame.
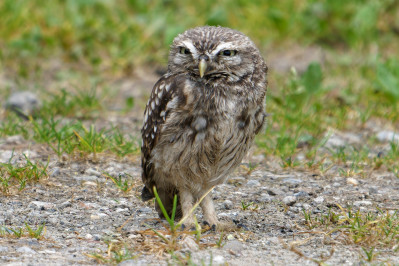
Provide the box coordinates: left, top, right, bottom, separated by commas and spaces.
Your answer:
141, 26, 267, 227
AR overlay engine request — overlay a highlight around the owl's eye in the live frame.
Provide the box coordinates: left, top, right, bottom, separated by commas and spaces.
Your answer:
221, 50, 237, 56
179, 47, 191, 55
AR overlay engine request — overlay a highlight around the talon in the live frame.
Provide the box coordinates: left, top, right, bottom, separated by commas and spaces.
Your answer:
237, 223, 249, 230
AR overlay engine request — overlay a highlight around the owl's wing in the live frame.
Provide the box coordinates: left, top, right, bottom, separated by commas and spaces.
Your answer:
141, 74, 176, 201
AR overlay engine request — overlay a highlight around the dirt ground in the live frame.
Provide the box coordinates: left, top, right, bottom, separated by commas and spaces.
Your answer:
1, 62, 399, 265
1, 131, 399, 265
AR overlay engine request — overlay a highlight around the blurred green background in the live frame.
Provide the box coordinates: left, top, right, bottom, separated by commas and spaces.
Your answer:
1, 0, 398, 76
0, 0, 399, 171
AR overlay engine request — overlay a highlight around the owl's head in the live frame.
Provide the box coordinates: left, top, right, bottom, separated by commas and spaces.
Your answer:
168, 26, 266, 83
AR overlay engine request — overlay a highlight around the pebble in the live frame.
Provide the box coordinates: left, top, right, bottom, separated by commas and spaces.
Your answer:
118, 259, 148, 266
353, 200, 372, 207
180, 236, 199, 251
346, 178, 359, 186
5, 135, 24, 145
5, 91, 41, 118
294, 191, 309, 198
283, 178, 302, 185
30, 201, 55, 209
313, 196, 324, 204
223, 200, 233, 210
138, 207, 152, 213
224, 240, 244, 255
259, 193, 273, 203
227, 234, 235, 241
213, 255, 225, 264
376, 131, 399, 142
325, 134, 346, 148
282, 196, 296, 206
16, 246, 36, 254
369, 187, 379, 194
0, 150, 15, 163
59, 200, 72, 209
86, 168, 101, 177
74, 175, 97, 182
50, 167, 61, 177
247, 180, 261, 187
0, 246, 8, 252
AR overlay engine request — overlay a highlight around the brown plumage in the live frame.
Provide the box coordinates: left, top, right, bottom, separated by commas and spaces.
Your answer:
141, 26, 267, 226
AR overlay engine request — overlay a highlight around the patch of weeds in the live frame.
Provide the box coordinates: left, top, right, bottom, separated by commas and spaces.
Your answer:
361, 247, 377, 262
73, 124, 107, 159
0, 152, 49, 194
241, 201, 259, 211
105, 172, 136, 193
87, 239, 135, 265
136, 187, 218, 256
301, 205, 399, 262
108, 128, 140, 157
0, 223, 46, 239
0, 113, 29, 138
40, 87, 104, 119
240, 162, 258, 176
375, 59, 399, 104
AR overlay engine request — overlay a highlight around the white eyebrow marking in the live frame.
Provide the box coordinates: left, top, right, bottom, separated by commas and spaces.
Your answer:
211, 42, 236, 56
181, 41, 198, 57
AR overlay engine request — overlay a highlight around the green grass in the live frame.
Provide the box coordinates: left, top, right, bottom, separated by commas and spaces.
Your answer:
302, 206, 399, 262
0, 153, 49, 194
0, 223, 46, 240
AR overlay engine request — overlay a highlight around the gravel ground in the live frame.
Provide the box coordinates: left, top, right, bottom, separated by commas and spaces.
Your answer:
1, 129, 399, 265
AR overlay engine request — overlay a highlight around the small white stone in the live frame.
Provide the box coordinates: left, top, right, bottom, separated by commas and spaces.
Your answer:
353, 200, 372, 207
313, 196, 324, 204
376, 131, 399, 142
283, 196, 296, 206
31, 201, 54, 209
247, 180, 261, 187
347, 178, 359, 186
213, 255, 225, 264
227, 234, 235, 240
86, 168, 101, 176
180, 236, 199, 251
16, 246, 36, 254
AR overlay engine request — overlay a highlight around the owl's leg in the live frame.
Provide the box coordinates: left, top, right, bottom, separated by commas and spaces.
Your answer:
200, 194, 218, 226
179, 189, 195, 226
201, 193, 235, 231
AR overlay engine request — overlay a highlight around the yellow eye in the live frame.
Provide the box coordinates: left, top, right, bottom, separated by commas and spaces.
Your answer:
221, 50, 237, 56
179, 47, 191, 55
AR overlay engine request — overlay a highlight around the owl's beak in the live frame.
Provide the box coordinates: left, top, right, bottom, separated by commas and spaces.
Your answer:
199, 59, 207, 78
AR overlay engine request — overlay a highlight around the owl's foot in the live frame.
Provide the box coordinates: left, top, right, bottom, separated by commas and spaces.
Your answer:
203, 220, 236, 232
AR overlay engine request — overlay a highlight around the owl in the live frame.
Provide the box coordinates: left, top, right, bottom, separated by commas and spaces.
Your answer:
141, 26, 267, 227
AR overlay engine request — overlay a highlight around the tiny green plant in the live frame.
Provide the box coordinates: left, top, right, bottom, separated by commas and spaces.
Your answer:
104, 172, 135, 193
241, 201, 258, 211
0, 152, 49, 194
361, 247, 377, 262
0, 223, 46, 239
215, 232, 225, 248
88, 240, 135, 264
142, 186, 216, 253
25, 222, 46, 239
